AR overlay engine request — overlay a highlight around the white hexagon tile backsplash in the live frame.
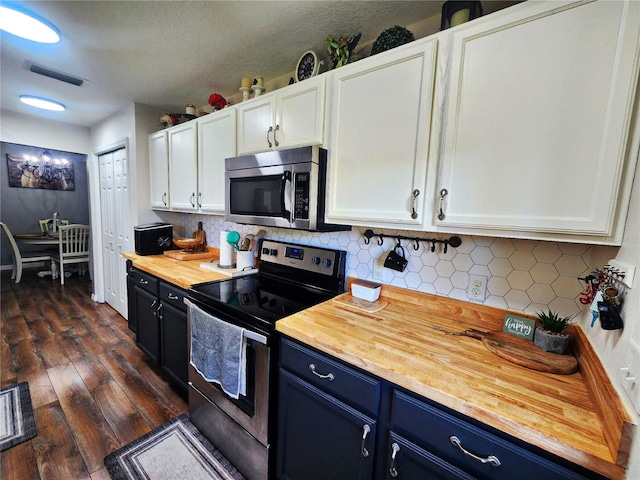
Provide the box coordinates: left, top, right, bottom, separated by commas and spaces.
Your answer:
183, 215, 594, 318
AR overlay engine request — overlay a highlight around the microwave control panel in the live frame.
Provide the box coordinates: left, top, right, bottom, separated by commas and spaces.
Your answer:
293, 172, 310, 220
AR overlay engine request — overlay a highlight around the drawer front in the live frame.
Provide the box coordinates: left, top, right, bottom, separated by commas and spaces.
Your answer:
135, 270, 159, 296
127, 260, 138, 280
391, 390, 591, 480
280, 338, 380, 416
160, 282, 187, 312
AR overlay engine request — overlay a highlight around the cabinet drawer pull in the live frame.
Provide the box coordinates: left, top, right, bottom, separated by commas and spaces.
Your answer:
162, 192, 167, 206
308, 363, 334, 381
274, 124, 280, 147
411, 189, 420, 219
167, 293, 179, 300
449, 436, 501, 467
360, 424, 371, 458
197, 192, 202, 208
437, 188, 448, 221
190, 192, 196, 207
389, 442, 400, 477
139, 278, 149, 285
266, 126, 273, 148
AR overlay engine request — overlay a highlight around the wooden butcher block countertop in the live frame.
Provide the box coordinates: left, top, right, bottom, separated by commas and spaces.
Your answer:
276, 281, 635, 480
122, 249, 228, 289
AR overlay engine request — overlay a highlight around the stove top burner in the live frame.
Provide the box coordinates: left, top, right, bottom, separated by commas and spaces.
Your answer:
188, 239, 347, 336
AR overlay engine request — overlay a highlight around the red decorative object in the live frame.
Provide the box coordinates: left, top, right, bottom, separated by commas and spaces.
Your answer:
208, 93, 228, 110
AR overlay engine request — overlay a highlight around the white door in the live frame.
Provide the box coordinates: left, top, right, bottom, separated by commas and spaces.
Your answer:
198, 109, 237, 213
99, 147, 129, 318
436, 0, 640, 239
326, 39, 438, 229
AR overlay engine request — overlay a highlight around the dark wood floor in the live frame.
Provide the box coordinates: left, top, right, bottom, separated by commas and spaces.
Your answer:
1, 269, 188, 480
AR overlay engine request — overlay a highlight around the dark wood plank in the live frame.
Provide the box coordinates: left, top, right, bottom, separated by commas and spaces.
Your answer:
11, 339, 57, 408
47, 363, 120, 474
72, 355, 112, 391
93, 381, 152, 446
31, 402, 91, 480
0, 438, 40, 480
1, 273, 189, 479
97, 349, 180, 427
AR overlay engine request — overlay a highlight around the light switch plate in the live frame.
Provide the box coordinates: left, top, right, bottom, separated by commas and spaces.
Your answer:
620, 337, 640, 414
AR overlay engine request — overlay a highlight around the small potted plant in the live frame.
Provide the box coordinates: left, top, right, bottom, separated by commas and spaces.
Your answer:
325, 32, 362, 69
533, 309, 574, 354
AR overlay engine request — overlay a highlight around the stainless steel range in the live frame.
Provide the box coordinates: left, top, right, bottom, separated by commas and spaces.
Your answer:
187, 239, 347, 480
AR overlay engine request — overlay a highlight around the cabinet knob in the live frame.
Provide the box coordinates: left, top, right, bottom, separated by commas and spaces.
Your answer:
389, 442, 400, 477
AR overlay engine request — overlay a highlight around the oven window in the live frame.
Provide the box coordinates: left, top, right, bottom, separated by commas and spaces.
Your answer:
229, 175, 286, 217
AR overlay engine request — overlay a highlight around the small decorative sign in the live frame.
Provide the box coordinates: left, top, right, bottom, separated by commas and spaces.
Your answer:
503, 313, 536, 340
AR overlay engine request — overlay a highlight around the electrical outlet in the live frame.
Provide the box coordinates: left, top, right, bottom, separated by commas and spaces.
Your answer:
620, 338, 640, 414
467, 275, 487, 302
372, 258, 384, 281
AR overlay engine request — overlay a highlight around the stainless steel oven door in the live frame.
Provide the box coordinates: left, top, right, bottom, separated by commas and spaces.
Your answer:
187, 328, 271, 447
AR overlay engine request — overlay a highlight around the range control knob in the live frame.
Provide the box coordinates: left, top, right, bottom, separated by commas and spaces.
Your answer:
322, 258, 332, 268
262, 247, 270, 255
269, 248, 278, 256
312, 256, 321, 265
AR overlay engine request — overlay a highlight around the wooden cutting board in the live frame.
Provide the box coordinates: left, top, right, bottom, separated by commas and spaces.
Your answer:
463, 329, 578, 375
164, 246, 217, 261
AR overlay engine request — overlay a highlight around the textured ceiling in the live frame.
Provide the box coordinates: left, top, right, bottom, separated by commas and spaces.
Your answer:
1, 1, 517, 128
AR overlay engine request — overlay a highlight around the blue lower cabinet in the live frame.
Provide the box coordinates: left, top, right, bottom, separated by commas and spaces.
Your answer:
276, 368, 376, 480
277, 338, 605, 480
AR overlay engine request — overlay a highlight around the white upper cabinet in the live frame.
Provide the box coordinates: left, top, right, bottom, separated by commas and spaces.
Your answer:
237, 77, 326, 155
197, 108, 237, 214
168, 122, 198, 211
325, 39, 438, 229
434, 0, 640, 244
149, 130, 169, 209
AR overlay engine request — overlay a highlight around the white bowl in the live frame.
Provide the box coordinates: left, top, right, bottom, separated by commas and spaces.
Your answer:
351, 280, 382, 302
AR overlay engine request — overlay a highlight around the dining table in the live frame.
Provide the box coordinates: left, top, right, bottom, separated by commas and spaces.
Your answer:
14, 232, 60, 278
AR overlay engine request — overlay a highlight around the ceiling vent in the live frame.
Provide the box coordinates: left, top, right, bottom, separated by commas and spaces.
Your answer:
24, 61, 87, 87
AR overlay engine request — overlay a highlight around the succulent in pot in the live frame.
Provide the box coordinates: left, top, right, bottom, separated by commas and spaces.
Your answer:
533, 309, 574, 354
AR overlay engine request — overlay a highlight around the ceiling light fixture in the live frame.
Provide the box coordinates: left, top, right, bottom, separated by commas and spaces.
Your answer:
20, 95, 66, 112
0, 3, 60, 43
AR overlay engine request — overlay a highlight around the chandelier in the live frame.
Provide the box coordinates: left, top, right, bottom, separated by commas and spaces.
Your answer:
19, 150, 72, 184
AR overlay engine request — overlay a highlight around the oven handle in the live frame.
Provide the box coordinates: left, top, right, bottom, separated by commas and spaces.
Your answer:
184, 297, 268, 346
245, 329, 268, 346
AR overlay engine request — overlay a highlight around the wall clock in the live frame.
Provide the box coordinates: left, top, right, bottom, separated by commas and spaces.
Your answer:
295, 50, 323, 82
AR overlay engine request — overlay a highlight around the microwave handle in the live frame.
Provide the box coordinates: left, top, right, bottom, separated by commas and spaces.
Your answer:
281, 171, 292, 221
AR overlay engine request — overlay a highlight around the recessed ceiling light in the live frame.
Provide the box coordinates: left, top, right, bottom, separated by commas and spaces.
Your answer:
20, 95, 66, 111
0, 3, 60, 43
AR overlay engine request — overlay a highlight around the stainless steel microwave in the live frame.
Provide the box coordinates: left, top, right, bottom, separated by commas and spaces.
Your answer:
225, 146, 350, 231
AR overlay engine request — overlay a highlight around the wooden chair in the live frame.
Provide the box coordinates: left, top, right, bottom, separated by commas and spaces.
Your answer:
51, 224, 91, 285
0, 221, 53, 283
39, 218, 70, 234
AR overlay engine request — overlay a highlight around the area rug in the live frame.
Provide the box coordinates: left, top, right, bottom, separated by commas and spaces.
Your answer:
0, 382, 37, 452
104, 414, 245, 480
